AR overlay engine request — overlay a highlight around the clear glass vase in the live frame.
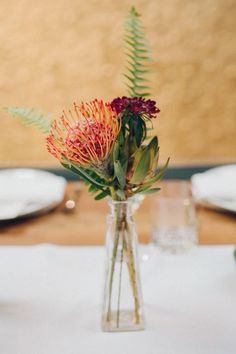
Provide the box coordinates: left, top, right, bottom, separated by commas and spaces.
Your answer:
102, 199, 145, 332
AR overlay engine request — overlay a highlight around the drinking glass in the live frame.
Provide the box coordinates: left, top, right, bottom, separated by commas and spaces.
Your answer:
151, 181, 198, 253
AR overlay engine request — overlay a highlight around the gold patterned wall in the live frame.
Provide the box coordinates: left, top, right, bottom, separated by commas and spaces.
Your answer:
0, 0, 236, 167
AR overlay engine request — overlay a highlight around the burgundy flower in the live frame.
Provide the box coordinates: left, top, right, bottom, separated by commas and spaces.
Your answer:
111, 96, 160, 119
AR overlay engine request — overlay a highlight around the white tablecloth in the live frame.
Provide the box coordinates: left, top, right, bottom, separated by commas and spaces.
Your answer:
0, 245, 235, 354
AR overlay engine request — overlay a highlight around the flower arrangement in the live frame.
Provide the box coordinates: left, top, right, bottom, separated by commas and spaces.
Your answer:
44, 94, 167, 201
5, 7, 169, 331
5, 8, 168, 200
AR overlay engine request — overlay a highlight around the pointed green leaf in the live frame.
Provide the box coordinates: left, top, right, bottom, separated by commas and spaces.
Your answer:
125, 66, 150, 76
130, 147, 151, 184
112, 140, 120, 162
124, 73, 135, 83
134, 85, 151, 90
61, 161, 108, 191
114, 160, 126, 189
95, 190, 110, 200
133, 117, 145, 146
132, 147, 142, 168
134, 158, 170, 191
139, 187, 161, 195
88, 184, 99, 194
136, 92, 151, 97
148, 136, 158, 165
149, 158, 170, 184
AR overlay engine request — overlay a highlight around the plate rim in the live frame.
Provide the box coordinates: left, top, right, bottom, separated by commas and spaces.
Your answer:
0, 168, 66, 221
191, 164, 236, 213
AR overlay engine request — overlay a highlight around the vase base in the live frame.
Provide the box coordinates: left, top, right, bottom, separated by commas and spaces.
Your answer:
102, 310, 145, 332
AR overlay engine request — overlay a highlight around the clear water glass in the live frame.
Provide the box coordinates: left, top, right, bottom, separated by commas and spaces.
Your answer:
151, 181, 198, 254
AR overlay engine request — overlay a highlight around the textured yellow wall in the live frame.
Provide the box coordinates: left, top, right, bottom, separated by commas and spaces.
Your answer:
0, 0, 236, 166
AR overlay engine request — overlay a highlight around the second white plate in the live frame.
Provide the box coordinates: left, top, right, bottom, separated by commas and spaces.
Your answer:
191, 164, 236, 213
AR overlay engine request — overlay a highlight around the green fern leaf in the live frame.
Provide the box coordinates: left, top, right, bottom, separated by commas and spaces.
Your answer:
4, 107, 52, 134
124, 6, 152, 97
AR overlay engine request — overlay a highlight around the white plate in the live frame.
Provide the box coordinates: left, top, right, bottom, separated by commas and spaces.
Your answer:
0, 169, 66, 221
191, 165, 236, 213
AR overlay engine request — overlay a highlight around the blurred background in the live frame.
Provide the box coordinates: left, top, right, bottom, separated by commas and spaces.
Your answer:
0, 0, 236, 167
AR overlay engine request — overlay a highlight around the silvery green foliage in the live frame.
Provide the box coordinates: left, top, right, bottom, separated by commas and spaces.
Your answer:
4, 107, 52, 134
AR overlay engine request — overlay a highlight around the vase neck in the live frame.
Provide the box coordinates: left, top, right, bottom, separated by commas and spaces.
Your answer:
108, 199, 134, 219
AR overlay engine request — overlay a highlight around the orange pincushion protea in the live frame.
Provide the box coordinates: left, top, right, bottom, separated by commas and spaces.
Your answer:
46, 99, 120, 167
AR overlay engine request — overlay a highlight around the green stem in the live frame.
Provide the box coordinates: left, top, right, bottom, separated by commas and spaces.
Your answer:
106, 201, 140, 326
106, 203, 121, 322
116, 227, 124, 327
109, 186, 117, 200
123, 220, 140, 324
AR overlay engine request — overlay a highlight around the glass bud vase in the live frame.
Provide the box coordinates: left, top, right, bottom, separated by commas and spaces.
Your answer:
102, 199, 145, 332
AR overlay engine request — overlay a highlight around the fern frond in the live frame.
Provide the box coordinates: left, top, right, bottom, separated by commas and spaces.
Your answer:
124, 7, 152, 97
4, 107, 52, 134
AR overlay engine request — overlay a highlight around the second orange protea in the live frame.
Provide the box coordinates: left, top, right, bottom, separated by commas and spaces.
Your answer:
46, 99, 120, 168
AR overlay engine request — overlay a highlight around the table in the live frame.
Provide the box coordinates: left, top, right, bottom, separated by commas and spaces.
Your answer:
0, 181, 235, 246
0, 245, 235, 354
0, 181, 235, 353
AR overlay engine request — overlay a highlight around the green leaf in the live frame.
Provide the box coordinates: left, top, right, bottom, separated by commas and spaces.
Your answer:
61, 161, 108, 191
88, 184, 99, 194
134, 85, 151, 90
136, 92, 151, 97
95, 190, 110, 200
124, 39, 149, 51
4, 107, 52, 134
130, 146, 151, 184
133, 117, 146, 147
124, 7, 152, 97
120, 154, 128, 174
125, 67, 149, 76
130, 136, 159, 185
135, 157, 170, 191
148, 136, 158, 167
112, 140, 120, 162
132, 147, 143, 169
149, 158, 170, 184
135, 120, 143, 147
117, 130, 125, 146
124, 73, 150, 87
114, 160, 126, 189
139, 187, 161, 195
